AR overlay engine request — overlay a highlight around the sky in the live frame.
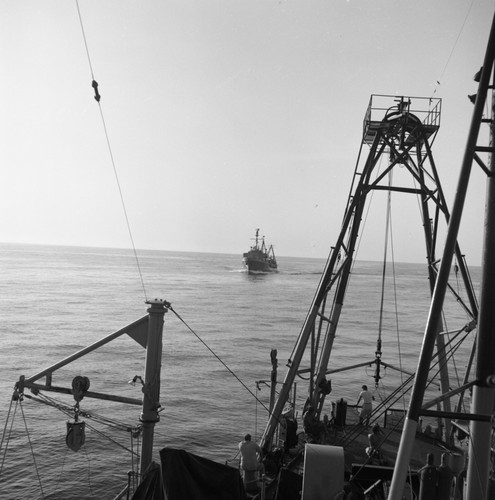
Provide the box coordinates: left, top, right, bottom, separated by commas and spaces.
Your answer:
0, 0, 493, 264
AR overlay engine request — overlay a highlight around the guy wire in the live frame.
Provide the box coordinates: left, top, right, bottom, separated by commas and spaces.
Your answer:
76, 0, 148, 300
169, 305, 272, 416
430, 0, 476, 98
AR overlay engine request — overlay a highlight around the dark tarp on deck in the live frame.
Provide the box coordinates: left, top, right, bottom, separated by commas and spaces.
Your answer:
132, 448, 247, 500
274, 468, 302, 500
161, 448, 247, 500
131, 462, 164, 500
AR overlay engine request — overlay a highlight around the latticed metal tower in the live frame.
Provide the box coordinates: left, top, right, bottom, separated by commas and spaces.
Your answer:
261, 94, 477, 452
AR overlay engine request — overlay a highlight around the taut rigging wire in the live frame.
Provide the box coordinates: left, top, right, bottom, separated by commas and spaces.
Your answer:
430, 0, 476, 98
75, 0, 148, 301
0, 397, 18, 475
385, 183, 408, 409
25, 392, 140, 446
377, 170, 393, 345
19, 400, 46, 498
169, 305, 272, 415
374, 169, 394, 391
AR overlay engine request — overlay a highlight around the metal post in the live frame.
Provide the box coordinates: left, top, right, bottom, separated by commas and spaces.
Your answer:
140, 299, 168, 476
466, 76, 495, 500
269, 349, 278, 416
388, 12, 495, 499
264, 350, 278, 450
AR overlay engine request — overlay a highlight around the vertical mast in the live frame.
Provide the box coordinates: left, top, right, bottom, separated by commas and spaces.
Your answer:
388, 12, 495, 499
140, 299, 168, 475
466, 65, 495, 500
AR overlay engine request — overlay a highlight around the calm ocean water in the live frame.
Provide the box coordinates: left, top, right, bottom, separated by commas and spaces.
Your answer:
0, 243, 478, 499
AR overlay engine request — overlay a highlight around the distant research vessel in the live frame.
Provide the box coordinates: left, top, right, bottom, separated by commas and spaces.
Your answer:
242, 228, 278, 273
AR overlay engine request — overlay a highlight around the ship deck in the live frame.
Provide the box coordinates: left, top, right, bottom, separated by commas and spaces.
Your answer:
249, 410, 465, 499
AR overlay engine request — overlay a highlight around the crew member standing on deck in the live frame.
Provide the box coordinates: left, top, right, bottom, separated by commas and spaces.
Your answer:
366, 424, 383, 460
437, 453, 455, 500
418, 453, 439, 500
239, 434, 264, 477
356, 385, 374, 427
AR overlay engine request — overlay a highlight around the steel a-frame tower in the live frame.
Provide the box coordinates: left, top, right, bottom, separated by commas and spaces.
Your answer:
261, 94, 478, 451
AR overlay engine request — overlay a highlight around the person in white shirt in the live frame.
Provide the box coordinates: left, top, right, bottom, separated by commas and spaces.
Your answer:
356, 384, 375, 427
238, 434, 264, 476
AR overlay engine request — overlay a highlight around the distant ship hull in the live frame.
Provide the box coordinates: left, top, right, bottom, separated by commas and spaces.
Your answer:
243, 249, 278, 273
243, 229, 278, 274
